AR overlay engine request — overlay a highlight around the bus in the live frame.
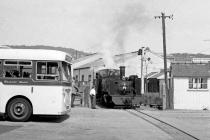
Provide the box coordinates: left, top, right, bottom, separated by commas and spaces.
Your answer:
0, 49, 72, 121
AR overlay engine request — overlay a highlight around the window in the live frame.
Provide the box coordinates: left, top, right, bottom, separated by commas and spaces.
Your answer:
0, 61, 2, 77
5, 61, 18, 65
75, 75, 78, 81
36, 61, 59, 81
189, 78, 207, 89
81, 75, 84, 81
88, 75, 91, 81
61, 62, 71, 82
37, 62, 46, 74
3, 60, 32, 78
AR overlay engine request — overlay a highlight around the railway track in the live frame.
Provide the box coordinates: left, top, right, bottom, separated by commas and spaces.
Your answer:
126, 109, 200, 140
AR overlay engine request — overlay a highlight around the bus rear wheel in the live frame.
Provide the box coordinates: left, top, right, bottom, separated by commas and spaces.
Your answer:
7, 98, 32, 122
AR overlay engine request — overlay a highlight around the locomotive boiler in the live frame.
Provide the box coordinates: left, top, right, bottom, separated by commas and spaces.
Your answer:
95, 66, 142, 107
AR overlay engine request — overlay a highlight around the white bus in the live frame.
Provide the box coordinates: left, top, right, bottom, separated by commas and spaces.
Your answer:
0, 49, 72, 121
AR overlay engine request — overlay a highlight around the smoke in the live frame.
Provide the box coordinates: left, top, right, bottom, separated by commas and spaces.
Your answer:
101, 34, 118, 68
101, 2, 149, 68
112, 3, 149, 52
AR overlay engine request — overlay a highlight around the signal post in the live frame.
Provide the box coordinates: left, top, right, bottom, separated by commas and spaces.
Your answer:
138, 47, 145, 94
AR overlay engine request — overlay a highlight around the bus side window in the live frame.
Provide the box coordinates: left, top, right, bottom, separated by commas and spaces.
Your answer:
13, 70, 20, 77
5, 71, 12, 77
36, 61, 59, 81
3, 60, 32, 79
23, 72, 31, 78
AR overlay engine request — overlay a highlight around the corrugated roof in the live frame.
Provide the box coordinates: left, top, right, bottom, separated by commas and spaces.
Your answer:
74, 58, 105, 69
72, 53, 98, 63
146, 72, 158, 78
147, 71, 166, 79
150, 72, 164, 79
171, 63, 210, 77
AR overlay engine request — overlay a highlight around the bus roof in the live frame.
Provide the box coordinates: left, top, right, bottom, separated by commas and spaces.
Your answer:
0, 49, 72, 63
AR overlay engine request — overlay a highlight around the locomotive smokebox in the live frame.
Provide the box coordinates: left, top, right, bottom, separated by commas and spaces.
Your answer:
119, 66, 125, 79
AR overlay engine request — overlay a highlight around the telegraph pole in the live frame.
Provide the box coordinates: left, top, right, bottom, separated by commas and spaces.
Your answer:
141, 47, 145, 94
155, 12, 173, 109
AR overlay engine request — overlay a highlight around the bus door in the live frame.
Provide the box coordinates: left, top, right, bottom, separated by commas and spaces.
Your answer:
32, 61, 61, 114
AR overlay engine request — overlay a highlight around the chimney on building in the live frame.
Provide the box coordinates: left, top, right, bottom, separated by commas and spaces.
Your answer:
119, 66, 125, 79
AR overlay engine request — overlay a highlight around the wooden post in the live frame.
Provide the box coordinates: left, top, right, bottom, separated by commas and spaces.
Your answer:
162, 82, 166, 110
141, 47, 145, 94
155, 13, 173, 109
82, 85, 90, 107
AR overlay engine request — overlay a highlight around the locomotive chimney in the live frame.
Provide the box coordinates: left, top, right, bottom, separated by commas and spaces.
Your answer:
119, 66, 125, 79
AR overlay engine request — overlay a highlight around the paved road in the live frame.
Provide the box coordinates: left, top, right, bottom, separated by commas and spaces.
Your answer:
0, 106, 209, 140
0, 107, 173, 140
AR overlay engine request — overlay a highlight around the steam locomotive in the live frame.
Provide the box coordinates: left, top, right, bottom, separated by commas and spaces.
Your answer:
95, 66, 142, 107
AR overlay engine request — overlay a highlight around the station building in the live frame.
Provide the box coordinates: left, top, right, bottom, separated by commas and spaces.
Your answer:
171, 62, 210, 110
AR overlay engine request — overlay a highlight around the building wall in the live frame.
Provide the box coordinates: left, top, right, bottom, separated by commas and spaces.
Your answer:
173, 77, 210, 110
73, 68, 93, 83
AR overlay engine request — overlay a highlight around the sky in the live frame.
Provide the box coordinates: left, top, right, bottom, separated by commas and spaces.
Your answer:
1, 0, 210, 54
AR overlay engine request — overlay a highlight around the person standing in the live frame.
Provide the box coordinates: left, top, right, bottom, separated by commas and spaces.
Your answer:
71, 78, 79, 107
89, 86, 96, 109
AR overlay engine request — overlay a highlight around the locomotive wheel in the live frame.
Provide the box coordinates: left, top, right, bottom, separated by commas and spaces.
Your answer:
7, 98, 32, 122
107, 102, 114, 108
103, 94, 114, 108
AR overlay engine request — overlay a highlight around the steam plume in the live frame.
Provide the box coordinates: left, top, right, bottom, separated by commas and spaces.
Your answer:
101, 2, 149, 68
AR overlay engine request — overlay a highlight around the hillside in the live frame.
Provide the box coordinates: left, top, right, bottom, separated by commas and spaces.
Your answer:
3, 45, 210, 62
5, 45, 90, 60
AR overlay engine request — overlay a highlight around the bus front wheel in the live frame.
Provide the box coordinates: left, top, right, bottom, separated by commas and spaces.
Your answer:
7, 98, 32, 122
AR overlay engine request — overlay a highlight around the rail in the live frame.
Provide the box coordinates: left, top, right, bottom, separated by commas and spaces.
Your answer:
126, 109, 200, 140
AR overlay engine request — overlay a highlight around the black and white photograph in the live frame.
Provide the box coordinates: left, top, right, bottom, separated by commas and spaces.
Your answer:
0, 0, 209, 139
